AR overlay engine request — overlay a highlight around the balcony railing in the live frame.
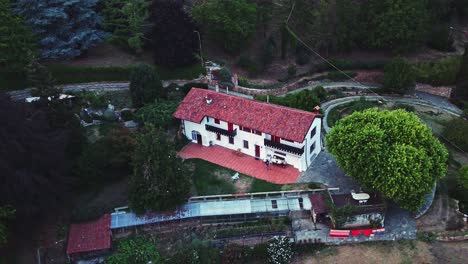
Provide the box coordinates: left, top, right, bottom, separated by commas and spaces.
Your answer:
206, 124, 237, 137
264, 139, 304, 155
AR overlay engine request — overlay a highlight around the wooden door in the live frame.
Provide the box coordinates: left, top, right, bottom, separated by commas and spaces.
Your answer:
197, 134, 202, 145
255, 145, 260, 157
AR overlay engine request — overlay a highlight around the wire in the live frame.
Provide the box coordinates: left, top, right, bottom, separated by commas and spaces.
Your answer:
284, 3, 467, 156
284, 25, 385, 101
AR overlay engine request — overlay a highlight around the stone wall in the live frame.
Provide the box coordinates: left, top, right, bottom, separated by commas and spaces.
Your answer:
415, 84, 453, 98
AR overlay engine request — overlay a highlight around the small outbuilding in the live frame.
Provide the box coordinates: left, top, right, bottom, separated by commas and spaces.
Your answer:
66, 214, 111, 263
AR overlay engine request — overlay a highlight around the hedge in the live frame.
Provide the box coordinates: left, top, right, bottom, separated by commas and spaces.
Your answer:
413, 56, 461, 86
0, 64, 205, 92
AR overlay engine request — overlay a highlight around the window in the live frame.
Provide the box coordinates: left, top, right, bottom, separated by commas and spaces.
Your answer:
310, 142, 316, 154
215, 118, 220, 124
243, 140, 249, 149
216, 133, 221, 141
271, 200, 278, 209
229, 137, 234, 144
253, 130, 262, 135
242, 127, 251, 133
191, 131, 198, 141
207, 117, 210, 122
310, 127, 316, 139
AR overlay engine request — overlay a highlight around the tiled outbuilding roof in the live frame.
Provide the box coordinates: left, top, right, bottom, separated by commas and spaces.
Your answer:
66, 214, 111, 255
174, 88, 318, 142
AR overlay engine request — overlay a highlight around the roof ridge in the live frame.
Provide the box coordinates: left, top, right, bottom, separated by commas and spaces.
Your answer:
192, 87, 317, 116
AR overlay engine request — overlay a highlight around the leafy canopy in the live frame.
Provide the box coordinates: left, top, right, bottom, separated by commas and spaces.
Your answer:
151, 0, 199, 67
267, 236, 293, 264
364, 0, 430, 51
129, 64, 164, 107
326, 109, 448, 211
14, 0, 106, 59
192, 0, 258, 52
136, 100, 178, 128
102, 0, 150, 53
459, 165, 468, 190
0, 95, 71, 216
0, 0, 36, 72
129, 126, 191, 214
106, 237, 162, 264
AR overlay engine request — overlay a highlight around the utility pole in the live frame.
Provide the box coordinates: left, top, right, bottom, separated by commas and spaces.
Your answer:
194, 30, 204, 68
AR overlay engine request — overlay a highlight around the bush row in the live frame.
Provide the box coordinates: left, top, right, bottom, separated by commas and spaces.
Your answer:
0, 64, 205, 91
413, 56, 461, 86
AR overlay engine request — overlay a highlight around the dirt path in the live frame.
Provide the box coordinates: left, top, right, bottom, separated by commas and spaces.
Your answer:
417, 195, 456, 232
293, 241, 435, 264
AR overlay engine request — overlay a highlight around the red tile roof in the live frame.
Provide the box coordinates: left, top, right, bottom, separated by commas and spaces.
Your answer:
174, 88, 318, 142
66, 214, 111, 255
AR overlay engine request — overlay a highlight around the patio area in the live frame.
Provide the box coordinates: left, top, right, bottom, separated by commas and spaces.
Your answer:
178, 143, 300, 184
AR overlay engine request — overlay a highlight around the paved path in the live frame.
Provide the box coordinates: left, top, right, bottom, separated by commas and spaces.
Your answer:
7, 79, 200, 101
283, 81, 378, 96
321, 95, 463, 133
296, 150, 359, 192
7, 82, 130, 101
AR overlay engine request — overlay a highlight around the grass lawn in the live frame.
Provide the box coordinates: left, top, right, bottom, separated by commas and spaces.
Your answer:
188, 159, 237, 195
187, 159, 321, 196
248, 177, 282, 193
187, 159, 284, 196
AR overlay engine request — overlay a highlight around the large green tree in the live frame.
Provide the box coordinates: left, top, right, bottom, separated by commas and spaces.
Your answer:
129, 64, 164, 107
151, 0, 200, 67
106, 237, 162, 264
192, 0, 257, 52
129, 126, 191, 214
363, 0, 430, 51
326, 109, 448, 211
0, 0, 36, 72
102, 0, 150, 53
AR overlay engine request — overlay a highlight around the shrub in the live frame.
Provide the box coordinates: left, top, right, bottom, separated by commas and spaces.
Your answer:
442, 118, 468, 152
218, 67, 233, 83
120, 109, 134, 121
392, 103, 415, 112
326, 71, 357, 81
458, 165, 468, 190
267, 236, 293, 264
256, 89, 324, 111
414, 56, 461, 86
238, 54, 259, 76
74, 127, 135, 189
287, 65, 297, 77
383, 57, 415, 94
129, 64, 164, 107
351, 97, 377, 112
428, 24, 455, 52
416, 232, 437, 242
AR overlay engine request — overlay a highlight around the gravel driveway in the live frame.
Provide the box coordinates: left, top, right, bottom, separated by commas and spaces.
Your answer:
296, 150, 360, 193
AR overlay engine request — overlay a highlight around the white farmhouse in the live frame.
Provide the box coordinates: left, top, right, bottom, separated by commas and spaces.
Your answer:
174, 88, 322, 172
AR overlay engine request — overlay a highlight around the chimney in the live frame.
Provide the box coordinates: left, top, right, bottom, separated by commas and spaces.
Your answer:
313, 105, 320, 114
